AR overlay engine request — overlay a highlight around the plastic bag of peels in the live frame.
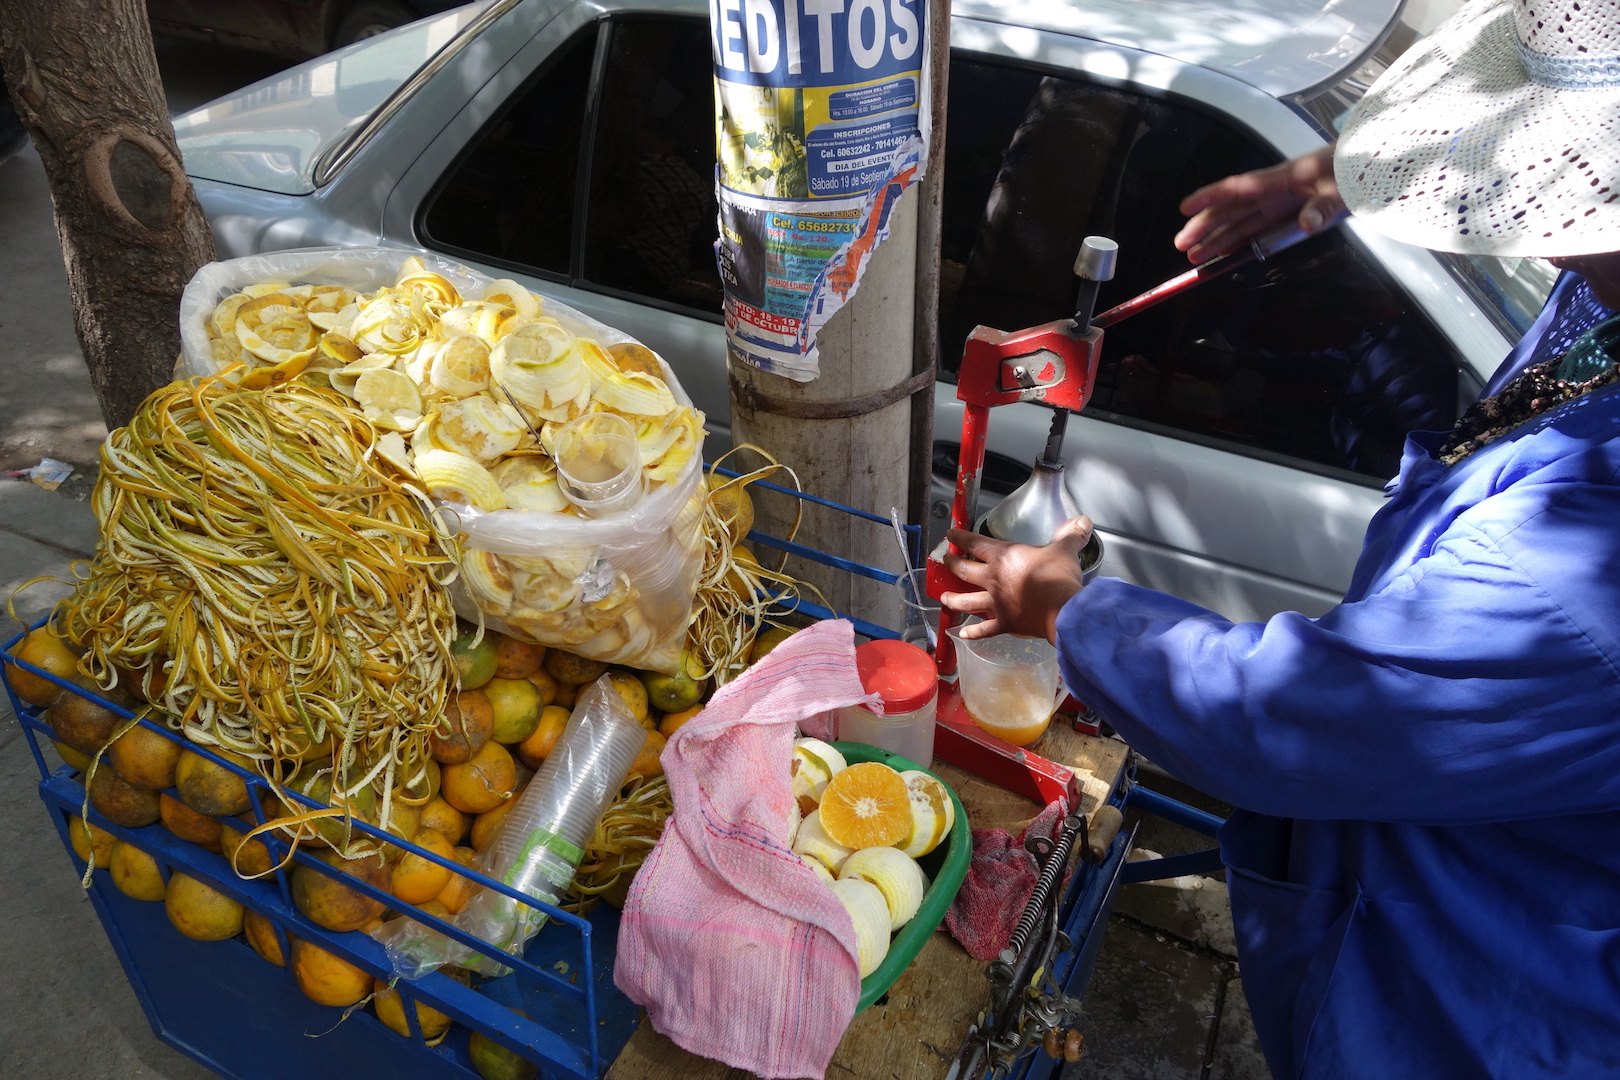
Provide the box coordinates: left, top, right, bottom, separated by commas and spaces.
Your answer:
178, 247, 706, 673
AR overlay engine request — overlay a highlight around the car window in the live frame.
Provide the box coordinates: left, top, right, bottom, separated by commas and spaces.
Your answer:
420, 23, 598, 278
1292, 0, 1555, 339
582, 19, 722, 312
939, 58, 1462, 482
1438, 252, 1559, 338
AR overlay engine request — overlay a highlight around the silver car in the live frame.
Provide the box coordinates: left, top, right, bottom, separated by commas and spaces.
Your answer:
172, 0, 1552, 623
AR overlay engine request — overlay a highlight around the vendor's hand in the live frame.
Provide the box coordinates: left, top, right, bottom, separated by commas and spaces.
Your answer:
1174, 146, 1344, 265
940, 518, 1093, 644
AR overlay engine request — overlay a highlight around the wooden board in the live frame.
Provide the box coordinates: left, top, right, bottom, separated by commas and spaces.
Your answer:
605, 725, 1131, 1080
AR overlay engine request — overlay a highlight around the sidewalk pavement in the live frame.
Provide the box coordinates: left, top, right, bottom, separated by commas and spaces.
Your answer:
0, 478, 217, 1080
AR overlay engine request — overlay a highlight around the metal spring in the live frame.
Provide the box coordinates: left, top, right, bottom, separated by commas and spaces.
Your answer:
999, 813, 1083, 964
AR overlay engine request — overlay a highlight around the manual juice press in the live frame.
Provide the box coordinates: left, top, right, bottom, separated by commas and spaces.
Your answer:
921, 235, 1117, 804
926, 221, 1337, 802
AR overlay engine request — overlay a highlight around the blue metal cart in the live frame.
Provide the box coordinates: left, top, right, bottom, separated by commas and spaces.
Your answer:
9, 474, 1219, 1080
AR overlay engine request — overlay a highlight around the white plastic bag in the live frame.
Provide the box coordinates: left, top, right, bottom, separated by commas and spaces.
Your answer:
179, 247, 706, 673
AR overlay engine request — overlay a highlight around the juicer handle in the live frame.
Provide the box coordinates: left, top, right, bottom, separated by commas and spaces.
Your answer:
1072, 236, 1119, 329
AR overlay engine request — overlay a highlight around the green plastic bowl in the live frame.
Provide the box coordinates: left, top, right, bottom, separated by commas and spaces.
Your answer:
831, 742, 971, 1012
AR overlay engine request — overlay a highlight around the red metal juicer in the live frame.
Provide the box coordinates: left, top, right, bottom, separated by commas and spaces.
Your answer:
926, 220, 1339, 802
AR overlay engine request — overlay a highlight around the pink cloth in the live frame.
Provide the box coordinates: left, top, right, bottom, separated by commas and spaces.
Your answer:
615, 619, 878, 1079
943, 798, 1068, 962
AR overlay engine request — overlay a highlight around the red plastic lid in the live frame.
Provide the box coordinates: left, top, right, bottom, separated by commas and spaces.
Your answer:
855, 639, 938, 714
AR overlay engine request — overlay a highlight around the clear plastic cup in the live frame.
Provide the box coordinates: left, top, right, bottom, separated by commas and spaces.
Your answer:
553, 412, 644, 516
894, 568, 940, 653
946, 619, 1062, 748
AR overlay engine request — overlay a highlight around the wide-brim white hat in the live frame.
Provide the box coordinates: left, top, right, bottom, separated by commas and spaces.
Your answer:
1336, 0, 1620, 258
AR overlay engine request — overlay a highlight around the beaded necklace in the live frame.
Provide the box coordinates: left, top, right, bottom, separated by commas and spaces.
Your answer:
1438, 314, 1620, 466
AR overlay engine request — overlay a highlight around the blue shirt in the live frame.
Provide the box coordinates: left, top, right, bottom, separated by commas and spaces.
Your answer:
1056, 275, 1620, 1079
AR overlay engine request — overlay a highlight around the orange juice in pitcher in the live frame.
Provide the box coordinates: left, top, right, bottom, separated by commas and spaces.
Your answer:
947, 621, 1062, 748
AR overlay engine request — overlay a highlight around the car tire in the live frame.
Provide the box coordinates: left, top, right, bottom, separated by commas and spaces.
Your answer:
331, 1, 418, 49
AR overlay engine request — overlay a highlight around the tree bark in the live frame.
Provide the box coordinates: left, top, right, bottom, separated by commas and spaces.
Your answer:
0, 0, 215, 430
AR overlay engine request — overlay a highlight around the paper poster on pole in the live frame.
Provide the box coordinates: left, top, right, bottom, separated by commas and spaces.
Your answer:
712, 0, 930, 382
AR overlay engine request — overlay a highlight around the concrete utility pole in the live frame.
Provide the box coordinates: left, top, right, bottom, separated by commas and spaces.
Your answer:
729, 0, 950, 629
730, 193, 922, 627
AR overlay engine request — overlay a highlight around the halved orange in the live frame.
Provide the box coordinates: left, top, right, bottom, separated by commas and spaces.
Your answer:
817, 762, 912, 849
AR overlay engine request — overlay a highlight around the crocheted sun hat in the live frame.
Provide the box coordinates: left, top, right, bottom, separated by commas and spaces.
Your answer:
1336, 0, 1620, 257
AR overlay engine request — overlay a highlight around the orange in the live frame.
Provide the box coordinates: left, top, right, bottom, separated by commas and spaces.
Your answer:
516, 705, 570, 769
604, 670, 650, 727
638, 649, 706, 713
373, 977, 454, 1039
110, 840, 167, 901
389, 898, 452, 923
174, 746, 254, 817
291, 850, 389, 932
107, 723, 182, 790
68, 814, 115, 865
396, 757, 440, 805
159, 793, 223, 850
290, 938, 371, 1007
543, 649, 608, 686
90, 765, 160, 827
5, 625, 79, 706
469, 1028, 540, 1080
117, 661, 167, 703
749, 625, 794, 664
816, 762, 912, 849
243, 910, 286, 966
53, 741, 92, 772
435, 846, 482, 914
219, 817, 274, 877
659, 705, 701, 739
418, 797, 470, 846
470, 799, 516, 853
450, 629, 499, 690
726, 544, 764, 604
552, 681, 578, 709
165, 872, 245, 940
390, 828, 456, 904
47, 676, 128, 755
491, 632, 545, 680
627, 730, 664, 781
383, 800, 423, 853
484, 677, 544, 744
429, 689, 494, 765
524, 667, 558, 708
704, 472, 755, 543
440, 740, 515, 815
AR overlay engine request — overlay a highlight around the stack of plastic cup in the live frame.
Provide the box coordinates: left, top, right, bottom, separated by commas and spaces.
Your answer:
459, 675, 648, 972
376, 675, 648, 977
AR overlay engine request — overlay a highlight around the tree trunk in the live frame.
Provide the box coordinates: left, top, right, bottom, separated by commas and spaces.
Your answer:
0, 0, 215, 430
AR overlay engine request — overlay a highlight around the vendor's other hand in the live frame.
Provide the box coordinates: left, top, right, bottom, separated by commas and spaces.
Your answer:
1174, 146, 1344, 265
940, 518, 1093, 644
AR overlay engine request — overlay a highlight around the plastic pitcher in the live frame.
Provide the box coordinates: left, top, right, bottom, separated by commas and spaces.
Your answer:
946, 621, 1062, 747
